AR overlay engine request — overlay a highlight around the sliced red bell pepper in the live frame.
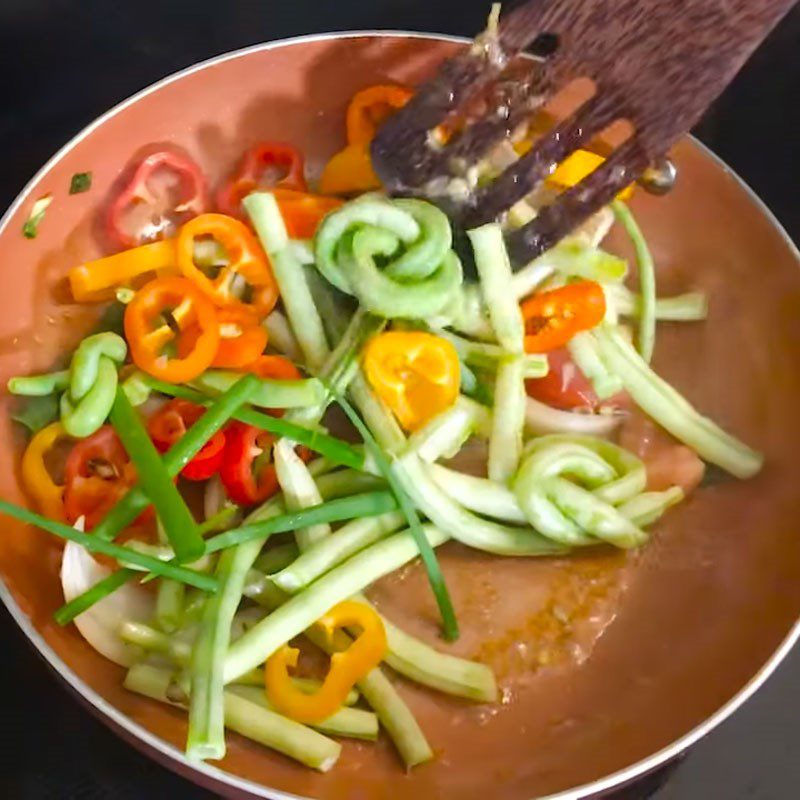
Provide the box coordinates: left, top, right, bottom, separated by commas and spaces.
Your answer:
216, 142, 308, 219
148, 399, 226, 481
107, 151, 209, 250
63, 425, 142, 529
219, 421, 279, 506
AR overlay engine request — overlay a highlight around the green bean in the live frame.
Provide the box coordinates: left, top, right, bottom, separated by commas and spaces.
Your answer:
613, 201, 656, 363
60, 357, 119, 437
223, 524, 450, 683
124, 664, 341, 771
513, 435, 648, 548
186, 544, 257, 760
315, 197, 463, 319
204, 491, 398, 553
245, 192, 331, 370
395, 452, 566, 556
229, 686, 379, 742
354, 596, 497, 703
468, 222, 524, 352
70, 333, 127, 399
488, 355, 526, 482
7, 370, 70, 396
0, 498, 217, 591
192, 370, 324, 409
593, 325, 763, 478
246, 576, 433, 767
274, 438, 330, 551
272, 511, 406, 592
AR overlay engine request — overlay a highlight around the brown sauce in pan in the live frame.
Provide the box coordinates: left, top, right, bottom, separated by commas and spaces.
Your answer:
0, 36, 798, 800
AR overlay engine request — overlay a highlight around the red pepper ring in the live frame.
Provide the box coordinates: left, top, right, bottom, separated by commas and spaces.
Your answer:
177, 213, 279, 318
63, 426, 145, 529
216, 142, 308, 219
219, 422, 280, 506
148, 399, 226, 481
107, 150, 209, 250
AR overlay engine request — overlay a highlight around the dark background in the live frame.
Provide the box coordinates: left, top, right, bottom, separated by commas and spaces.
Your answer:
0, 1, 798, 798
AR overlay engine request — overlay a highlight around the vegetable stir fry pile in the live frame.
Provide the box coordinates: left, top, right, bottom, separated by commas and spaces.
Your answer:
4, 82, 761, 772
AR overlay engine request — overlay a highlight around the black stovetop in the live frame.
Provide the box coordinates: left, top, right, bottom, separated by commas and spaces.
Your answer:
0, 2, 798, 798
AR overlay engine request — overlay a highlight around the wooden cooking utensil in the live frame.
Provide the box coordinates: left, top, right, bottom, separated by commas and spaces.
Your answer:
371, 0, 797, 265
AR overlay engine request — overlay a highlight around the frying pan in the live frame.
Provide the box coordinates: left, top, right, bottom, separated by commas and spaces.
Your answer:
1, 32, 798, 800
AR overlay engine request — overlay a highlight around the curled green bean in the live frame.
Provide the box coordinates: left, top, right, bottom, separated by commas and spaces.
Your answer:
314, 197, 463, 318
69, 333, 127, 400
513, 434, 648, 549
8, 370, 70, 397
57, 333, 128, 438
61, 357, 120, 437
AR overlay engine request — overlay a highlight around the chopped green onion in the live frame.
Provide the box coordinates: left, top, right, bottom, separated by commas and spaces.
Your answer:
109, 388, 203, 563
69, 172, 93, 194
0, 499, 217, 591
22, 194, 53, 239
335, 391, 459, 641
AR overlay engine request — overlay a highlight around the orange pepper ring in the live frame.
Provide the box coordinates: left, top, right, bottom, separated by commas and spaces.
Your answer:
345, 84, 414, 144
124, 276, 220, 383
176, 213, 278, 316
264, 601, 387, 724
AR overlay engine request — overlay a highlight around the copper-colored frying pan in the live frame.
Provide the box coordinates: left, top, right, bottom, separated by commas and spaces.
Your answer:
1, 33, 799, 800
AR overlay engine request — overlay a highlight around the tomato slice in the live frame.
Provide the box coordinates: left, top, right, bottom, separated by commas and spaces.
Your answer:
148, 399, 226, 481
525, 348, 601, 411
63, 426, 141, 529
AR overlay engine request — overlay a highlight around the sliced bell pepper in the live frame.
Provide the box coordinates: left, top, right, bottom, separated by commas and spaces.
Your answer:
363, 331, 460, 432
216, 142, 307, 219
521, 280, 606, 353
271, 189, 343, 239
218, 421, 279, 506
265, 600, 387, 723
63, 425, 140, 529
319, 84, 413, 196
240, 354, 302, 381
124, 276, 220, 383
176, 213, 278, 318
69, 240, 178, 302
179, 306, 268, 369
21, 422, 72, 520
148, 399, 226, 481
107, 151, 209, 250
546, 148, 634, 201
345, 84, 414, 145
318, 143, 381, 196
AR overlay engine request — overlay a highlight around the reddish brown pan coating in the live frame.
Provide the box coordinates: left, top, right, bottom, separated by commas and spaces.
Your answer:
0, 35, 798, 800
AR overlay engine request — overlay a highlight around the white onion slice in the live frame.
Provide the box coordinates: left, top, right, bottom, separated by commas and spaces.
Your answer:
524, 396, 623, 438
60, 520, 155, 667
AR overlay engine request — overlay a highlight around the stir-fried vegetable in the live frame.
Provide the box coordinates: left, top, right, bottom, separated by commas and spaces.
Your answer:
2, 89, 767, 778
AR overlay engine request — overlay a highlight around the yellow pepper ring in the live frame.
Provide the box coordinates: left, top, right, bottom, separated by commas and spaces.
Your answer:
546, 148, 635, 201
21, 422, 72, 521
264, 601, 387, 724
363, 331, 460, 432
